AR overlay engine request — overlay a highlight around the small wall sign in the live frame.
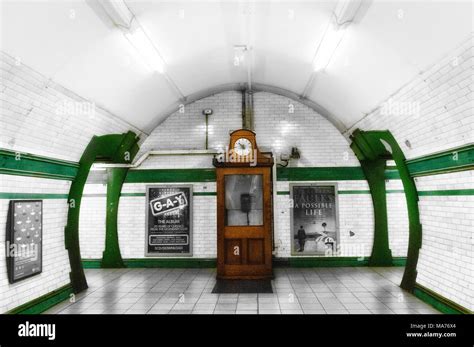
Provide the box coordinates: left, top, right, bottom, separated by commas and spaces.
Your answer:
6, 200, 43, 283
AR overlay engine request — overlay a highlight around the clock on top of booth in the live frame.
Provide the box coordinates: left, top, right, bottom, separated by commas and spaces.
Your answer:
214, 129, 273, 167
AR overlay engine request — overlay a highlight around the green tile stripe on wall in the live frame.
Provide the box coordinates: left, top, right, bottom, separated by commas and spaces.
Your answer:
407, 144, 474, 176
0, 148, 78, 180
276, 191, 290, 195
418, 189, 474, 196
0, 144, 471, 182
122, 192, 216, 197
7, 284, 74, 314
276, 166, 366, 181
0, 193, 69, 199
193, 191, 217, 196
123, 167, 398, 183
384, 168, 401, 179
82, 258, 217, 268
79, 192, 216, 198
122, 192, 215, 197
0, 189, 470, 200
413, 284, 471, 314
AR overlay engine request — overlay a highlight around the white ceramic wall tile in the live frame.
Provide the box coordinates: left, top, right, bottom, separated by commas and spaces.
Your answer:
0, 175, 71, 313
0, 51, 144, 162
347, 37, 473, 160
415, 172, 474, 311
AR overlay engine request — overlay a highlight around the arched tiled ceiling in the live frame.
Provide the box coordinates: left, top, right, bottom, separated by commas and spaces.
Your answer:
146, 82, 347, 135
1, 1, 471, 134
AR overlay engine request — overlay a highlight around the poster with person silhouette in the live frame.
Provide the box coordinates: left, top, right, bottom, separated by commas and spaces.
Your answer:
290, 184, 339, 255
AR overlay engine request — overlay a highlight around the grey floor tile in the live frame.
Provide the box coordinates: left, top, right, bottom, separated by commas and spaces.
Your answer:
259, 310, 281, 314
281, 309, 304, 314
47, 267, 440, 315
126, 308, 150, 314
237, 303, 258, 310
303, 309, 326, 314
236, 310, 258, 314
325, 309, 349, 314
172, 303, 196, 311
214, 310, 236, 314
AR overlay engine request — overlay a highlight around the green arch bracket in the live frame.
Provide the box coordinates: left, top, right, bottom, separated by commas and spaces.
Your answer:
350, 129, 422, 292
101, 168, 129, 268
65, 131, 139, 293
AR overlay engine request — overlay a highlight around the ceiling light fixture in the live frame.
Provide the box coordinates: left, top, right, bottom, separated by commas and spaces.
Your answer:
312, 0, 362, 72
313, 24, 347, 72
233, 45, 248, 66
124, 25, 165, 74
88, 0, 166, 74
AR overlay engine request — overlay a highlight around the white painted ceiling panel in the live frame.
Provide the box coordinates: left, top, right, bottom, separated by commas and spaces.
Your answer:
309, 0, 473, 128
1, 0, 471, 134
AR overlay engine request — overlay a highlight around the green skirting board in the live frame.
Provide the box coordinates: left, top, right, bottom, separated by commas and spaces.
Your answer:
413, 284, 471, 314
6, 284, 74, 314
81, 257, 406, 269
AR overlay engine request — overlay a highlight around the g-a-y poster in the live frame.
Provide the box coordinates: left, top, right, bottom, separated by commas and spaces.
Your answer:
291, 185, 338, 255
146, 185, 192, 256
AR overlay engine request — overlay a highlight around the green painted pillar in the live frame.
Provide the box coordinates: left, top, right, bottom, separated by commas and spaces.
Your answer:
101, 168, 128, 268
353, 130, 422, 292
65, 131, 139, 293
360, 159, 393, 266
64, 143, 96, 294
385, 136, 422, 291
351, 129, 422, 292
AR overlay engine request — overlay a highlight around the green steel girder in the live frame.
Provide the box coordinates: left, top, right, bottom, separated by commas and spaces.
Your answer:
351, 129, 422, 292
65, 131, 139, 293
101, 168, 129, 268
361, 159, 393, 266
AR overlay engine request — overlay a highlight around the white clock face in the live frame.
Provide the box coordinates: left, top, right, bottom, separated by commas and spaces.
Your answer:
234, 138, 252, 156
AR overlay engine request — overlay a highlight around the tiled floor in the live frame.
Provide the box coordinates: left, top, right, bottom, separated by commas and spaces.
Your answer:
44, 267, 439, 314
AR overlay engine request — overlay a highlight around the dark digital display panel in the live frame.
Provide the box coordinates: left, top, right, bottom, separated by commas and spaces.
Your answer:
6, 200, 43, 283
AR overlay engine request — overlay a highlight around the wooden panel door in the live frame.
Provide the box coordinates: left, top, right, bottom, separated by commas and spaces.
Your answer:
216, 167, 273, 279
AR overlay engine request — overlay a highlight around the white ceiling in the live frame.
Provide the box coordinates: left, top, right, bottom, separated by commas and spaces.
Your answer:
1, 0, 472, 134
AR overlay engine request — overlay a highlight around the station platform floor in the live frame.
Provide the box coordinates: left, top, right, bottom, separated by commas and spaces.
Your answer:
44, 267, 439, 314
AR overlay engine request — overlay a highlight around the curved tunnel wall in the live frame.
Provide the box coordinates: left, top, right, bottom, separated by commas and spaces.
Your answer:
0, 35, 472, 312
80, 90, 413, 262
346, 38, 473, 310
0, 52, 144, 312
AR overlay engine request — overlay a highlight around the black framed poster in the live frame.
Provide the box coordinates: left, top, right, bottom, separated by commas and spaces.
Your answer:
6, 200, 43, 283
145, 185, 193, 256
290, 184, 339, 256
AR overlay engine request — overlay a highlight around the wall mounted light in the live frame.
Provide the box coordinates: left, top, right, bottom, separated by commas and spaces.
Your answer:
202, 109, 214, 150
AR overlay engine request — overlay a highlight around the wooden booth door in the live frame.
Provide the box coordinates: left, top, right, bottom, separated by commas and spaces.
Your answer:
216, 167, 273, 279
